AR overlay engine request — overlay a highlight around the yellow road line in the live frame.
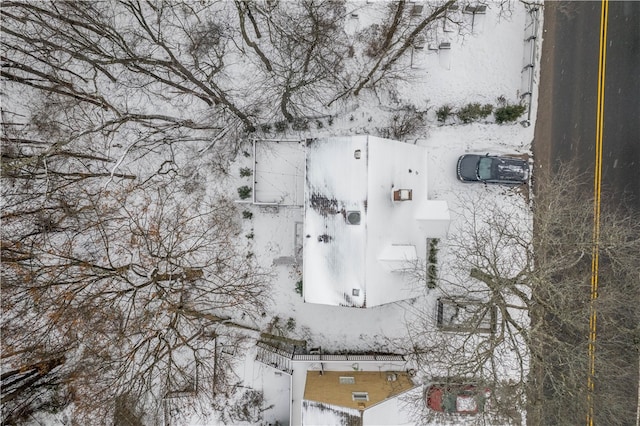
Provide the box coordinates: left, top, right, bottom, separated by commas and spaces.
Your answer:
587, 0, 608, 424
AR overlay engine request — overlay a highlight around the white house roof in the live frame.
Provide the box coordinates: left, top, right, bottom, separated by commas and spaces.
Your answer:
303, 135, 450, 307
378, 244, 418, 272
301, 398, 416, 426
301, 401, 360, 425
361, 390, 418, 425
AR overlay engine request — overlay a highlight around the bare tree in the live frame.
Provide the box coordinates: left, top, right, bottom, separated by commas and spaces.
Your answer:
528, 166, 640, 425
1, 2, 270, 421
403, 165, 640, 424
1, 0, 252, 141
1, 181, 272, 422
326, 0, 458, 106
238, 0, 351, 122
1, 1, 546, 422
1, 0, 484, 136
403, 192, 530, 425
353, 0, 456, 96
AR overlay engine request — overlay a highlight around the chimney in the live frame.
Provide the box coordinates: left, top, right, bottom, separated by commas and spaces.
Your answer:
393, 189, 412, 201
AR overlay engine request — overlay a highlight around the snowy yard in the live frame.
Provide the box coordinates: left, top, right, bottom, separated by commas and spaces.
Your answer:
226, 2, 540, 425
2, 0, 542, 424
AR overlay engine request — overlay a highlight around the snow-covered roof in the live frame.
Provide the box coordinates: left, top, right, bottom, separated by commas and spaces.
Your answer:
361, 389, 418, 426
301, 401, 360, 426
303, 135, 450, 307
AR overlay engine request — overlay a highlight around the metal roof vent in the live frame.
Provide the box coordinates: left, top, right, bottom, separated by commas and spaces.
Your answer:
346, 211, 361, 225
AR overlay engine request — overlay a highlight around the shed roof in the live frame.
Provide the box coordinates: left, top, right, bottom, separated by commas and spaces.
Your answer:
302, 370, 415, 411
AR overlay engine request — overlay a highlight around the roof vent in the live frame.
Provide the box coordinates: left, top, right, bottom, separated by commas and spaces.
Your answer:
354, 149, 362, 159
352, 392, 369, 401
346, 211, 361, 225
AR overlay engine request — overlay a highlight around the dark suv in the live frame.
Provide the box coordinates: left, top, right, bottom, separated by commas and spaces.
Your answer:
457, 154, 529, 184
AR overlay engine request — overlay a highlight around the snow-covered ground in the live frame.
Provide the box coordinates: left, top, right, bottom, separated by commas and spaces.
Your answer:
222, 2, 542, 425
14, 1, 542, 424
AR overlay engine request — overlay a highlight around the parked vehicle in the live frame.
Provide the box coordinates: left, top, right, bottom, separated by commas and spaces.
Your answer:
425, 383, 491, 414
456, 154, 529, 184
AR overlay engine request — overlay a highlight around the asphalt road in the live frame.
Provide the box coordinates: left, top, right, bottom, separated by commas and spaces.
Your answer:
535, 1, 640, 209
533, 1, 640, 424
600, 1, 640, 207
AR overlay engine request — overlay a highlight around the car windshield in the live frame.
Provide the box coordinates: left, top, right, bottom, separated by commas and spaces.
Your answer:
477, 157, 494, 180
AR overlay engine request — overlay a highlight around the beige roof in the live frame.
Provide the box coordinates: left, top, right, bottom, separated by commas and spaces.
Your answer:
303, 370, 415, 411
